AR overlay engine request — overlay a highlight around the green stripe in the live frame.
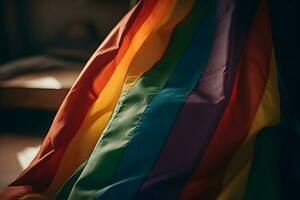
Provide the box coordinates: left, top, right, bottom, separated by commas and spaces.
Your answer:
244, 123, 283, 200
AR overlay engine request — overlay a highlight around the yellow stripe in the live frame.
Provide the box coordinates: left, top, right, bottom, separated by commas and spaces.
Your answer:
217, 50, 280, 200
27, 0, 196, 198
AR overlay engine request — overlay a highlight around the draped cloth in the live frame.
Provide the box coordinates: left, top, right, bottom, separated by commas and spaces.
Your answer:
1, 0, 299, 199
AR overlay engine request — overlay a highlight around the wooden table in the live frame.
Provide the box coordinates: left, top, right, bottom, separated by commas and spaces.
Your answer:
0, 68, 81, 110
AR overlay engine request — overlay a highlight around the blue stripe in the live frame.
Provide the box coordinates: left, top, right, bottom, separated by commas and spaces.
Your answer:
95, 1, 216, 199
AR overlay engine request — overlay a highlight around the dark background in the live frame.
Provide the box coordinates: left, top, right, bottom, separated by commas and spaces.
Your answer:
0, 0, 131, 64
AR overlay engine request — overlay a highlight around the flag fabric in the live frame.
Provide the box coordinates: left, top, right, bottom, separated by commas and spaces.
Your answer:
1, 0, 299, 199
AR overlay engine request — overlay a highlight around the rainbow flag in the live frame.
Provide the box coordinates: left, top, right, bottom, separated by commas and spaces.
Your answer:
1, 0, 299, 199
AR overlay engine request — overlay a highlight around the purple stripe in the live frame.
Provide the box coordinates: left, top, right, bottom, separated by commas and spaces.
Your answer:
135, 0, 260, 199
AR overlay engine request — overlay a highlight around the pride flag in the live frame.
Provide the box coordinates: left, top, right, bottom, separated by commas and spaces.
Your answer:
1, 0, 299, 199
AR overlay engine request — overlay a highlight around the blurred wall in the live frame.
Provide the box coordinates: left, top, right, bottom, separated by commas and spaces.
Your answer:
0, 0, 130, 64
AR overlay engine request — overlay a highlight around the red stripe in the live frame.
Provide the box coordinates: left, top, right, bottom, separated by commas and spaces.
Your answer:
0, 1, 159, 199
180, 1, 272, 199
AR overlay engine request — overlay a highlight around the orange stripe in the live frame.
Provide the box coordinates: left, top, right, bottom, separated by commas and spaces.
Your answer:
0, 2, 150, 200
42, 0, 178, 198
